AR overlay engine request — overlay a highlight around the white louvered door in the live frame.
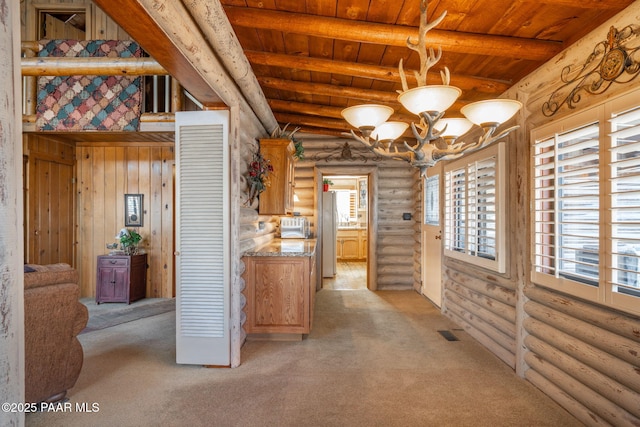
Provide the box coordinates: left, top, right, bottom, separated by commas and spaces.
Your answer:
175, 110, 230, 365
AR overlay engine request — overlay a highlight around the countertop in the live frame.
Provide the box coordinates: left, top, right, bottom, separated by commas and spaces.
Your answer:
243, 238, 317, 257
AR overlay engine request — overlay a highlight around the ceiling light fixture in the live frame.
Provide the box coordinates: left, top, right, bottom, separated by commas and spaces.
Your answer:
341, 0, 522, 175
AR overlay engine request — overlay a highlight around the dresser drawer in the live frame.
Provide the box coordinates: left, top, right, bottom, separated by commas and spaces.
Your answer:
98, 256, 130, 267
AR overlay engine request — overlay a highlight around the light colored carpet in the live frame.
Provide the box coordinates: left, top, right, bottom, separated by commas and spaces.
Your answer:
81, 298, 176, 333
26, 290, 582, 427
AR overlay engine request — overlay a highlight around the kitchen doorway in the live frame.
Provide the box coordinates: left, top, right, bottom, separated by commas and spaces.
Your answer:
323, 175, 368, 290
317, 166, 378, 291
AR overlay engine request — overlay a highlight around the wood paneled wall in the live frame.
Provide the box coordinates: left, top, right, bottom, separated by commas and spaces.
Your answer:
21, 0, 132, 41
24, 135, 76, 266
75, 142, 174, 298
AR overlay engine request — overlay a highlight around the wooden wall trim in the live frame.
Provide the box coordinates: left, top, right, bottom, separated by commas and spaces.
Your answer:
29, 151, 74, 166
75, 141, 175, 147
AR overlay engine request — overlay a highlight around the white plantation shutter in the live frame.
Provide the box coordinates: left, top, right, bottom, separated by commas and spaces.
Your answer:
175, 110, 230, 366
610, 106, 640, 299
444, 143, 505, 273
531, 91, 640, 316
445, 166, 466, 253
532, 118, 601, 299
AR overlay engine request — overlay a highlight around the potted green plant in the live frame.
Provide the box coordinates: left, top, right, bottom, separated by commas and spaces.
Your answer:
270, 123, 304, 160
323, 178, 333, 192
116, 228, 142, 255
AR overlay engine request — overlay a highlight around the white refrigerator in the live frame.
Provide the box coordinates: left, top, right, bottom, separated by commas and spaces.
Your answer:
322, 191, 338, 277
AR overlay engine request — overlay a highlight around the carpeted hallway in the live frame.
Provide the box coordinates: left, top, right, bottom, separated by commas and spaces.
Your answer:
26, 288, 582, 427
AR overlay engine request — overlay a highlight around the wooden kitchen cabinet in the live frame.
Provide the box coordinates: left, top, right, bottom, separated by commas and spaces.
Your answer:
242, 254, 316, 335
258, 138, 295, 215
96, 254, 147, 304
337, 229, 367, 260
361, 234, 368, 259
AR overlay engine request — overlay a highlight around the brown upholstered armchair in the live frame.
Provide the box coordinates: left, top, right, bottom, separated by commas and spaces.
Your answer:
24, 263, 88, 403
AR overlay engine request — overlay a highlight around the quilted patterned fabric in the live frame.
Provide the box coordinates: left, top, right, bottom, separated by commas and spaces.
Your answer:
36, 40, 142, 131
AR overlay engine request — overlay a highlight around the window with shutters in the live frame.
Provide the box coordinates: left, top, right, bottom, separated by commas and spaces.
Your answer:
531, 89, 640, 316
444, 143, 506, 273
335, 190, 357, 225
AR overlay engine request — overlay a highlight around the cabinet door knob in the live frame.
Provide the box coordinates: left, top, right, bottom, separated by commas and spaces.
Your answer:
110, 260, 117, 264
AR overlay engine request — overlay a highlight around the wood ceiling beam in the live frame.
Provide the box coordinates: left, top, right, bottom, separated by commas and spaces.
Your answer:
92, 0, 221, 104
297, 126, 350, 138
269, 99, 345, 119
522, 0, 632, 8
21, 57, 168, 76
273, 112, 416, 140
259, 77, 467, 113
268, 99, 415, 123
259, 77, 398, 104
246, 51, 509, 94
224, 6, 561, 61
273, 112, 350, 132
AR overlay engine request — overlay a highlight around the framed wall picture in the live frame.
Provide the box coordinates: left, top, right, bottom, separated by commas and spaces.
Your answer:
125, 193, 144, 227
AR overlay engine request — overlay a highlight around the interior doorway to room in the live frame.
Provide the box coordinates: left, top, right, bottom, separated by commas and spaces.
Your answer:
38, 9, 87, 39
321, 174, 368, 290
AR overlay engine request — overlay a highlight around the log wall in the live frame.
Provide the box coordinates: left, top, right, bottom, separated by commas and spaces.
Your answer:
440, 3, 640, 425
293, 138, 419, 290
236, 123, 276, 341
442, 257, 519, 368
1, 2, 24, 423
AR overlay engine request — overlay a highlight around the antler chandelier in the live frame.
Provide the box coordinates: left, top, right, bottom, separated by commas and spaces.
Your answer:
341, 0, 522, 175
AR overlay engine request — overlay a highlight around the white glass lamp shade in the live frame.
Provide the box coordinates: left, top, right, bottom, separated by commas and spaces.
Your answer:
434, 118, 474, 138
461, 99, 523, 126
397, 85, 462, 115
371, 121, 409, 142
341, 104, 394, 130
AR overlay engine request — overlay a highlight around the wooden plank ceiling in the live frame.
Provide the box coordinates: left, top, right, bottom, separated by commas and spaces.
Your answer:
217, 0, 634, 137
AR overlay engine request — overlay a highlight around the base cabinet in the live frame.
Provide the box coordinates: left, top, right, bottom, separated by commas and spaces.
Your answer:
337, 228, 367, 260
96, 254, 147, 304
242, 255, 316, 334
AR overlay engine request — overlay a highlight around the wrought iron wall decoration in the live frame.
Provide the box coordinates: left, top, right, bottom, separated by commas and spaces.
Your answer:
543, 25, 640, 117
308, 142, 385, 163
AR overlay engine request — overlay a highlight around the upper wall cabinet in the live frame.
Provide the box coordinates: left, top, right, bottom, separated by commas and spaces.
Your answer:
258, 138, 295, 215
